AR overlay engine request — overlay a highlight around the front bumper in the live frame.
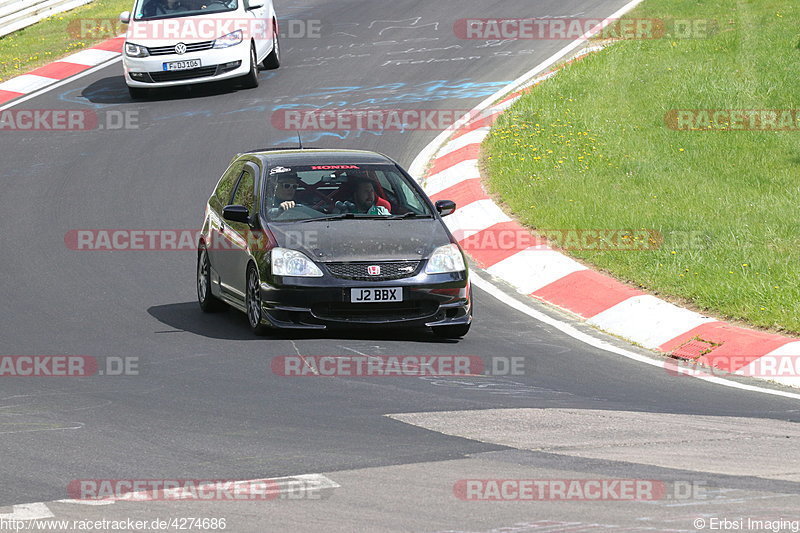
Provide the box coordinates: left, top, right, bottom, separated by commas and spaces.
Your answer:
123, 43, 250, 88
258, 272, 472, 330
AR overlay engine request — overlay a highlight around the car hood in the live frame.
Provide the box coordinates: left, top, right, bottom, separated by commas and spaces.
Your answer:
268, 219, 452, 263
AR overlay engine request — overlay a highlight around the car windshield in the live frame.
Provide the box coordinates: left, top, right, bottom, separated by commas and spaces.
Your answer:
134, 0, 238, 21
263, 164, 434, 222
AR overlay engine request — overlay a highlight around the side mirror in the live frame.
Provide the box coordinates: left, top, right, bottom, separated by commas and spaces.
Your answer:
435, 200, 456, 217
119, 11, 130, 24
247, 1, 264, 9
222, 205, 250, 224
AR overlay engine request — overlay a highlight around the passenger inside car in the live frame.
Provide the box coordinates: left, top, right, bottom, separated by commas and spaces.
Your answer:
336, 178, 391, 215
331, 171, 392, 213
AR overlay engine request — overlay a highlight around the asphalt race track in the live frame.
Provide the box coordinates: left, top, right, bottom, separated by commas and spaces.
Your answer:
2, 1, 800, 531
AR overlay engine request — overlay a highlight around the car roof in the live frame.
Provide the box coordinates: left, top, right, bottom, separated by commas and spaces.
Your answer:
243, 148, 397, 167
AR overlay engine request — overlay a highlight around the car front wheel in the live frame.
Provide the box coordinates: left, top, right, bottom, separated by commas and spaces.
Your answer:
240, 44, 259, 89
246, 264, 270, 335
197, 246, 224, 312
262, 20, 280, 69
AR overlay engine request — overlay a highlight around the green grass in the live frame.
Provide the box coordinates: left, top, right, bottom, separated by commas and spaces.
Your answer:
0, 0, 133, 82
483, 0, 800, 334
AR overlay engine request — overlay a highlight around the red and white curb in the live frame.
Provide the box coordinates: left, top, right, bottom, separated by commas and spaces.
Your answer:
0, 37, 123, 107
413, 52, 800, 388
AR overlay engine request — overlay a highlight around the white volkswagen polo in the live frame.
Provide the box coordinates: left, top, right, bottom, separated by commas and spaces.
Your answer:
120, 0, 279, 98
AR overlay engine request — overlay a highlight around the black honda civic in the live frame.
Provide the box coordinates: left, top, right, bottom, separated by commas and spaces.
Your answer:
197, 148, 472, 338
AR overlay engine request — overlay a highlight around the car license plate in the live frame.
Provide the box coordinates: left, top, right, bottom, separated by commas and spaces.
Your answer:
163, 59, 201, 71
351, 288, 402, 303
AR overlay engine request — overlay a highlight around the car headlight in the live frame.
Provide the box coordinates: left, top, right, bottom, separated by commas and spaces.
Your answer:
213, 30, 243, 49
124, 42, 149, 58
271, 248, 323, 277
425, 244, 466, 274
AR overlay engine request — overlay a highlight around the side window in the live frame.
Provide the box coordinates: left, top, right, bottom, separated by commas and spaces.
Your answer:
394, 172, 427, 212
213, 161, 244, 210
232, 168, 256, 214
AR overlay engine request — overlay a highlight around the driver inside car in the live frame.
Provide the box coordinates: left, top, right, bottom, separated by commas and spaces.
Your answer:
143, 0, 186, 16
270, 172, 302, 211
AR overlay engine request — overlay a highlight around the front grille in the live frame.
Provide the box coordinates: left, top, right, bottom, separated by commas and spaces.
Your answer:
149, 66, 218, 82
311, 301, 438, 322
147, 41, 214, 56
325, 261, 421, 281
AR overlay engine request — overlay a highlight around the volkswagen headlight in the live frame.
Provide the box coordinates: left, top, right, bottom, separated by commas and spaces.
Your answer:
124, 42, 149, 57
213, 30, 243, 49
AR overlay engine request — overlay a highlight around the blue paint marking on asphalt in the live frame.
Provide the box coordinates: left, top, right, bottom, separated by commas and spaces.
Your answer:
58, 78, 508, 112
54, 78, 510, 141
268, 79, 510, 143
58, 85, 122, 108
270, 79, 509, 109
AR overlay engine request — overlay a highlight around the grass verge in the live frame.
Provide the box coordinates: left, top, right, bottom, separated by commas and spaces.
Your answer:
0, 0, 132, 82
483, 0, 800, 334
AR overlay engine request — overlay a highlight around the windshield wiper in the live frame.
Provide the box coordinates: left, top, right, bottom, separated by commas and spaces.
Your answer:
299, 213, 355, 222
299, 212, 431, 222
388, 213, 432, 219
299, 213, 391, 222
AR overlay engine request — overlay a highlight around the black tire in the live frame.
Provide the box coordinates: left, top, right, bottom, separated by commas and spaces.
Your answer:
128, 86, 148, 100
432, 323, 471, 339
239, 44, 259, 89
197, 246, 224, 312
262, 20, 280, 69
246, 263, 271, 336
